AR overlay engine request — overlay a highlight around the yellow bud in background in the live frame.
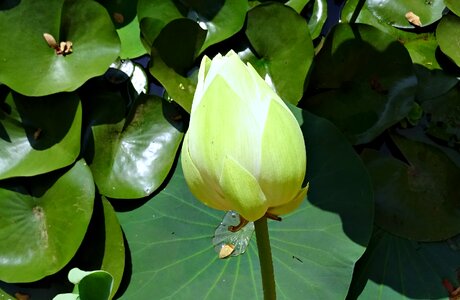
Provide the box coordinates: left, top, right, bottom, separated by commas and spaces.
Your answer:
181, 50, 308, 222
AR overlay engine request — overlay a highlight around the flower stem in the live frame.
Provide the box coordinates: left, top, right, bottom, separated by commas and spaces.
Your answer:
254, 216, 276, 300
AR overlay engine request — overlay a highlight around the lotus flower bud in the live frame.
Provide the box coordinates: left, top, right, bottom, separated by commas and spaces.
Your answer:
181, 50, 308, 222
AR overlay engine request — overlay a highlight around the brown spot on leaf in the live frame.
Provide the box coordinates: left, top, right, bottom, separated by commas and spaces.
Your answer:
33, 206, 49, 248
405, 11, 422, 26
113, 12, 124, 24
33, 128, 42, 140
14, 292, 30, 300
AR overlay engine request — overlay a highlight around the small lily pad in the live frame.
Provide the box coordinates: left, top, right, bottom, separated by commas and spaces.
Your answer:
53, 268, 113, 300
95, 0, 146, 58
436, 14, 460, 68
0, 0, 120, 96
138, 0, 247, 55
285, 0, 310, 13
307, 0, 328, 39
0, 92, 81, 180
117, 16, 147, 59
87, 92, 185, 199
366, 0, 445, 29
244, 2, 314, 105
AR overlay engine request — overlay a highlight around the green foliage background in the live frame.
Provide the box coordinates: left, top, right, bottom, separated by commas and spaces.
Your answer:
0, 0, 459, 299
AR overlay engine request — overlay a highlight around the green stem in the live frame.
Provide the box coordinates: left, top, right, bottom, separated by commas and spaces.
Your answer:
254, 216, 276, 300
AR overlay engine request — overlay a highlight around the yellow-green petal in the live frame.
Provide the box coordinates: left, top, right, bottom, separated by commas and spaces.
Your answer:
187, 75, 264, 182
268, 183, 308, 216
181, 134, 227, 210
258, 99, 307, 207
219, 156, 267, 221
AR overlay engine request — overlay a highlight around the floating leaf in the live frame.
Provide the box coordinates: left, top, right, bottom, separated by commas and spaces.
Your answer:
403, 33, 442, 70
0, 92, 81, 180
413, 66, 459, 102
421, 83, 460, 147
341, 0, 442, 70
95, 0, 137, 29
286, 0, 310, 13
87, 92, 185, 199
366, 0, 445, 28
347, 227, 460, 299
307, 0, 328, 39
117, 16, 147, 59
146, 17, 204, 113
138, 0, 247, 55
53, 268, 113, 300
436, 14, 460, 68
362, 134, 460, 241
0, 160, 95, 283
94, 0, 146, 58
445, 0, 460, 17
302, 23, 416, 144
342, 0, 409, 37
0, 195, 125, 299
149, 48, 195, 113
0, 288, 15, 300
0, 0, 120, 96
244, 2, 314, 105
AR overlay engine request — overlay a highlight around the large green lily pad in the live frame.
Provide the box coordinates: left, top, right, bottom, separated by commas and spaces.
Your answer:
347, 227, 460, 299
0, 92, 81, 180
0, 0, 120, 96
88, 92, 185, 199
302, 23, 416, 144
362, 134, 460, 241
244, 2, 314, 105
436, 14, 460, 68
116, 110, 373, 299
366, 0, 445, 28
0, 160, 95, 283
